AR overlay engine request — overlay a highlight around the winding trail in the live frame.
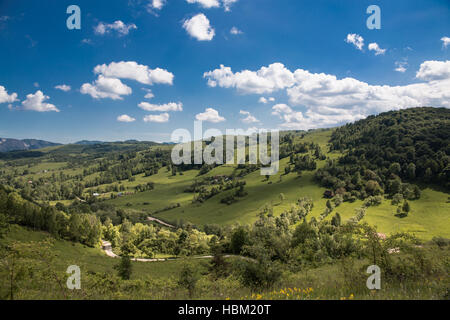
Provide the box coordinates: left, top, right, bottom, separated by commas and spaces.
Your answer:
101, 240, 255, 263
147, 216, 175, 229
102, 240, 171, 262
101, 215, 256, 263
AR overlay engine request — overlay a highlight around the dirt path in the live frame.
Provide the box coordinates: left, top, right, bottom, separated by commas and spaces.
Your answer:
147, 216, 175, 228
101, 240, 255, 263
101, 240, 119, 258
101, 240, 169, 262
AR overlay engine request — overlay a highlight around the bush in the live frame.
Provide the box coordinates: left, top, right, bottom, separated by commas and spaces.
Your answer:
431, 237, 450, 248
363, 195, 383, 207
114, 255, 132, 280
178, 263, 200, 298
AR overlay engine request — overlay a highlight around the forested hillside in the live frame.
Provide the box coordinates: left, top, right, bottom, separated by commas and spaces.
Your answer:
0, 107, 449, 300
316, 107, 449, 203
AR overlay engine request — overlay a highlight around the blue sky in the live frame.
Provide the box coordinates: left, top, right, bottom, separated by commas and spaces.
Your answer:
0, 0, 449, 143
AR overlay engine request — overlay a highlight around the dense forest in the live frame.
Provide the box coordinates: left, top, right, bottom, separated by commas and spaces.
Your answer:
315, 108, 449, 202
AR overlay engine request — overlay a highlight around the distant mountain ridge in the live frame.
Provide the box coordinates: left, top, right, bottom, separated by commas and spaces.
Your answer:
74, 140, 105, 145
0, 138, 61, 152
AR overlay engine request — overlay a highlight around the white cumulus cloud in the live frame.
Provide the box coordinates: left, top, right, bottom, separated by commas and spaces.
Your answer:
0, 85, 18, 104
186, 0, 238, 11
186, 0, 220, 8
240, 110, 259, 124
394, 61, 408, 73
94, 61, 174, 86
368, 42, 386, 55
223, 0, 238, 11
259, 97, 275, 104
21, 90, 59, 112
345, 33, 364, 51
94, 21, 137, 36
149, 0, 166, 10
55, 84, 71, 92
183, 14, 215, 41
195, 108, 225, 122
143, 89, 155, 99
138, 102, 183, 112
117, 114, 136, 122
204, 63, 295, 94
416, 60, 450, 81
143, 113, 170, 123
81, 75, 132, 100
441, 36, 450, 48
230, 27, 243, 35
205, 61, 450, 130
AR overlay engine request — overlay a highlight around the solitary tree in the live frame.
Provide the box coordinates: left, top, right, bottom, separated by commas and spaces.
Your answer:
114, 255, 132, 280
230, 227, 249, 255
178, 263, 200, 298
402, 200, 411, 213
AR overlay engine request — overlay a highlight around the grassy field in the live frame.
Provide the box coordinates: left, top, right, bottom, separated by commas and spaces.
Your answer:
5, 129, 449, 240
4, 225, 206, 281
334, 187, 450, 240
3, 225, 448, 300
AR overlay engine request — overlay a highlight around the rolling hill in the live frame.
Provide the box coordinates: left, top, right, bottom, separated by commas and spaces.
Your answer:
1, 107, 449, 300
0, 137, 61, 152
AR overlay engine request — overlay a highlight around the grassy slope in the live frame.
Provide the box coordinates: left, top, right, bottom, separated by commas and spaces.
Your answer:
4, 225, 447, 300
5, 225, 204, 281
6, 129, 449, 239
334, 188, 450, 240
105, 129, 450, 239
104, 130, 332, 224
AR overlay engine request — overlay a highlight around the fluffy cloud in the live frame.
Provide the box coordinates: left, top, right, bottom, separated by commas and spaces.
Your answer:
223, 0, 238, 11
441, 36, 450, 48
94, 21, 137, 36
81, 75, 132, 100
21, 90, 59, 112
149, 0, 166, 10
195, 108, 225, 122
394, 61, 408, 73
230, 27, 243, 35
368, 42, 386, 55
143, 113, 170, 123
416, 60, 450, 81
183, 14, 215, 41
287, 66, 450, 114
94, 61, 174, 85
204, 63, 295, 94
272, 104, 365, 130
55, 84, 71, 92
0, 85, 18, 104
271, 104, 293, 116
259, 97, 275, 104
186, 0, 220, 8
138, 102, 183, 112
185, 0, 238, 11
206, 61, 450, 129
143, 89, 155, 99
240, 110, 259, 124
345, 33, 364, 51
117, 114, 136, 122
